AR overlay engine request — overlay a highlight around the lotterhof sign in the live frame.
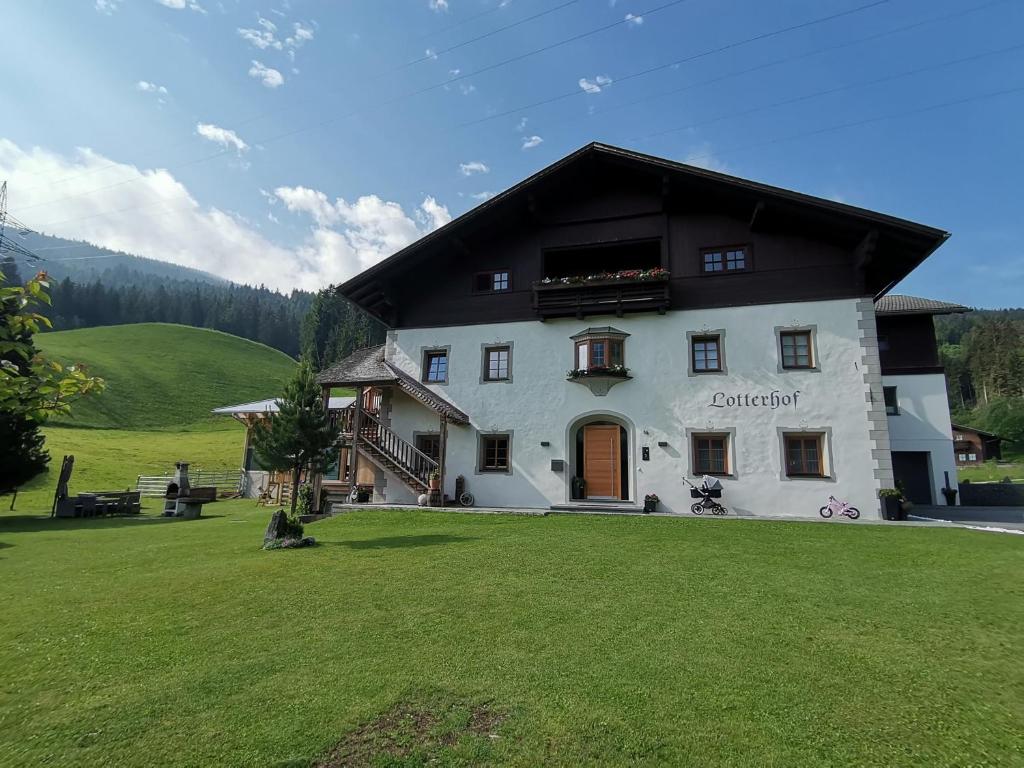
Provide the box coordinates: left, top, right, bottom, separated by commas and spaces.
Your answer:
709, 390, 801, 410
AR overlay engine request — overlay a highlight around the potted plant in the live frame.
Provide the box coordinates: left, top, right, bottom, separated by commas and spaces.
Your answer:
895, 483, 914, 520
428, 470, 440, 491
941, 486, 958, 506
355, 485, 372, 503
878, 488, 901, 521
644, 493, 659, 514
571, 475, 586, 500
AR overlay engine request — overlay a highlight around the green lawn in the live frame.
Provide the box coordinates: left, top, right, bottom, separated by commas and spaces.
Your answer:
9, 424, 247, 513
1, 504, 1021, 767
958, 457, 1024, 484
37, 323, 296, 430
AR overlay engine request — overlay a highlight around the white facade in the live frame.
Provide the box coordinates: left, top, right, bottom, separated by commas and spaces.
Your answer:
366, 296, 913, 519
884, 372, 959, 503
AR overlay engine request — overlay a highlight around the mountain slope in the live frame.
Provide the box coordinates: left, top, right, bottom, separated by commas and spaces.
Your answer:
10, 232, 227, 287
37, 324, 296, 430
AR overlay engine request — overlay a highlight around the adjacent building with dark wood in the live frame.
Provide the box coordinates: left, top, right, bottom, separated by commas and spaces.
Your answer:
951, 424, 1003, 466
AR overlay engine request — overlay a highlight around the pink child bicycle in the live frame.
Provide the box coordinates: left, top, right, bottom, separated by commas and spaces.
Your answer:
819, 495, 860, 520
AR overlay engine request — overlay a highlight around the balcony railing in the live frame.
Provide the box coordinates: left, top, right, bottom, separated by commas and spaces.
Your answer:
532, 275, 670, 319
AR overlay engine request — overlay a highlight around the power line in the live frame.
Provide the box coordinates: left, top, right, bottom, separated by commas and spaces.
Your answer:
628, 40, 1024, 142
453, 0, 1013, 133
13, 0, 697, 215
14, 0, 984, 233
16, 0, 582, 193
672, 83, 1024, 167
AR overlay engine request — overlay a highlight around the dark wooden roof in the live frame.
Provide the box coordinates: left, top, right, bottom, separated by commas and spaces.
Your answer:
340, 142, 950, 323
875, 294, 971, 316
951, 424, 1002, 440
317, 345, 469, 424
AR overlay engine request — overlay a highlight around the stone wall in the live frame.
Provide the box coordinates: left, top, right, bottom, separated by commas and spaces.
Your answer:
959, 482, 1024, 507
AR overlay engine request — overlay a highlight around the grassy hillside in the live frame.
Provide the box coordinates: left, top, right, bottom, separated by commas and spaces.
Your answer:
37, 324, 296, 430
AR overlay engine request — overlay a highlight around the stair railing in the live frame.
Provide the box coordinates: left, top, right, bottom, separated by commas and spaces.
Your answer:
356, 410, 438, 487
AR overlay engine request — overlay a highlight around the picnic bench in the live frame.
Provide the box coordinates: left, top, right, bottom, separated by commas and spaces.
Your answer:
51, 455, 143, 518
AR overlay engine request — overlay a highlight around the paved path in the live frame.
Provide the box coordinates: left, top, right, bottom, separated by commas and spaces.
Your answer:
912, 505, 1024, 524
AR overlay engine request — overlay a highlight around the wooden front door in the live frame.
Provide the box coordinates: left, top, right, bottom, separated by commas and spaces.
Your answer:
583, 425, 621, 499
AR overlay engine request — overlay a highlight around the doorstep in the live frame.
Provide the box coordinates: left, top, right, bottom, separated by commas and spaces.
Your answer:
549, 503, 646, 515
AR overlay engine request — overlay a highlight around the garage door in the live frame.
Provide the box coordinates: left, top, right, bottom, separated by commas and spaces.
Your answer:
892, 452, 933, 505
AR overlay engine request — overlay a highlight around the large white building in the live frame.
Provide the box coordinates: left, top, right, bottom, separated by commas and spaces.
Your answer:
315, 144, 965, 519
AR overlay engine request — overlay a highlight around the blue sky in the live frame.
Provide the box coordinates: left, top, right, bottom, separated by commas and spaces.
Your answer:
2, 0, 1022, 304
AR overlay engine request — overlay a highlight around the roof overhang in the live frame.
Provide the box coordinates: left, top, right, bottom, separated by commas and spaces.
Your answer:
338, 142, 950, 321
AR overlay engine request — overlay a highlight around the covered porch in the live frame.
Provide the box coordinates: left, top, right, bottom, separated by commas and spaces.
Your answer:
315, 345, 469, 510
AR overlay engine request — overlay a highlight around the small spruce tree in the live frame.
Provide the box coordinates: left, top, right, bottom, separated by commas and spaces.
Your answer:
251, 358, 336, 516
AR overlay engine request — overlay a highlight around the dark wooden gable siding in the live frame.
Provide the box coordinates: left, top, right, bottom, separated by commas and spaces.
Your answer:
877, 314, 941, 373
343, 146, 947, 329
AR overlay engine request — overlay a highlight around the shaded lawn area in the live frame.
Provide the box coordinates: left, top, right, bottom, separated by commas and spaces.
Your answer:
0, 503, 1022, 766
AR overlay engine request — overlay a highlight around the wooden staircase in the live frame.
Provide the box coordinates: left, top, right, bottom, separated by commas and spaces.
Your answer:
337, 408, 438, 495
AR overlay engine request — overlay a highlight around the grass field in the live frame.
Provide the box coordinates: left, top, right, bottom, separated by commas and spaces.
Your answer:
0, 504, 1021, 767
11, 425, 245, 513
958, 451, 1024, 483
8, 323, 297, 514
37, 323, 296, 430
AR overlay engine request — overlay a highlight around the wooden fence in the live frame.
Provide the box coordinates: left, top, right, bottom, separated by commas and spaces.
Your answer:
135, 468, 245, 497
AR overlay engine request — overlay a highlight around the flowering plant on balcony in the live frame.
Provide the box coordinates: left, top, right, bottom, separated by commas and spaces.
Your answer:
567, 364, 630, 379
537, 267, 669, 286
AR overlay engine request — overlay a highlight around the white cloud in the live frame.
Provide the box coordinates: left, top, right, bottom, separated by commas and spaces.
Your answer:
240, 16, 311, 52
156, 0, 205, 12
95, 0, 120, 14
425, 48, 438, 60
521, 135, 543, 150
516, 116, 528, 132
459, 83, 476, 96
625, 13, 643, 25
285, 22, 314, 48
459, 161, 489, 176
449, 68, 461, 76
276, 185, 452, 281
429, 0, 449, 11
136, 81, 168, 95
471, 191, 494, 201
0, 139, 449, 292
578, 75, 612, 94
248, 60, 284, 88
196, 123, 249, 154
238, 24, 282, 50
682, 142, 729, 173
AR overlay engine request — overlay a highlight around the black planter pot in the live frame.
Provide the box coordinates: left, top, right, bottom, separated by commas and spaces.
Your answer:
881, 496, 901, 521
643, 500, 658, 514
941, 488, 958, 506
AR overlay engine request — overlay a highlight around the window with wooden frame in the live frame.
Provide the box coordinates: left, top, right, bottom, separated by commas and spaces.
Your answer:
474, 270, 511, 293
779, 331, 813, 369
574, 336, 625, 371
483, 345, 511, 382
415, 434, 441, 462
478, 433, 510, 473
691, 335, 722, 373
784, 434, 825, 478
883, 386, 899, 415
693, 433, 729, 475
422, 349, 448, 383
701, 245, 749, 274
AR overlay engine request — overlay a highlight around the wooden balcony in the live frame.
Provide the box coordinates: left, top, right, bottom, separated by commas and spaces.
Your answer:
532, 276, 670, 319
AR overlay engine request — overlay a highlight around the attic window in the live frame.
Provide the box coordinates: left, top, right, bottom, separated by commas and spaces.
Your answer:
702, 245, 749, 274
475, 270, 511, 293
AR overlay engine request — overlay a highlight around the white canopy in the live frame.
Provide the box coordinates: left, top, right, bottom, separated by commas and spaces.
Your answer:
212, 396, 355, 416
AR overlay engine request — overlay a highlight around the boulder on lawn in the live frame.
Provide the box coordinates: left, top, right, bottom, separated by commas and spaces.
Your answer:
264, 510, 289, 543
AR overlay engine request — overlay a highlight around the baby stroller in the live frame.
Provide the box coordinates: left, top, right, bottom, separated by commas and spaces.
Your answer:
684, 475, 728, 515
